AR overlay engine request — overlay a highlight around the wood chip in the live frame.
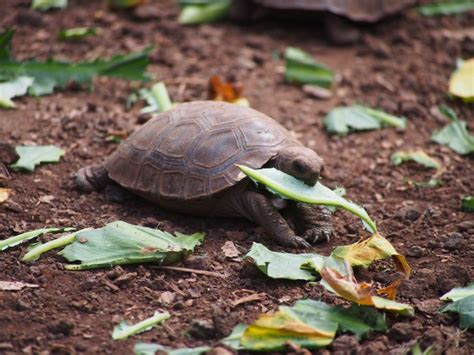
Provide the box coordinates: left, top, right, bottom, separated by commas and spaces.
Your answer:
158, 291, 176, 305
0, 188, 11, 204
154, 266, 226, 279
0, 281, 39, 291
221, 241, 240, 258
302, 84, 332, 99
101, 278, 120, 292
232, 293, 264, 307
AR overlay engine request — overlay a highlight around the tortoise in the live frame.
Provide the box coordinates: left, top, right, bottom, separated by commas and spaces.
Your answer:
230, 0, 416, 44
75, 101, 331, 248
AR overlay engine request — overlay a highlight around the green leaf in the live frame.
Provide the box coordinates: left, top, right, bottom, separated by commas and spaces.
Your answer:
0, 227, 74, 251
59, 27, 98, 40
0, 28, 15, 60
431, 119, 474, 155
418, 0, 474, 16
241, 305, 336, 351
441, 283, 474, 302
178, 0, 231, 25
370, 296, 414, 317
60, 221, 204, 270
439, 105, 459, 122
10, 145, 65, 172
112, 311, 170, 340
220, 323, 248, 350
410, 342, 434, 355
239, 166, 377, 233
391, 150, 441, 169
224, 300, 386, 351
440, 295, 474, 329
107, 0, 144, 8
326, 187, 346, 212
324, 105, 406, 135
284, 47, 334, 88
461, 196, 474, 212
0, 38, 150, 95
134, 343, 162, 355
32, 0, 68, 10
0, 76, 34, 108
177, 0, 227, 5
244, 242, 323, 281
438, 105, 459, 122
133, 343, 210, 355
292, 300, 387, 339
139, 82, 173, 114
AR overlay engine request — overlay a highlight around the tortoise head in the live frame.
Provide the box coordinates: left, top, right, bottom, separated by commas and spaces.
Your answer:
274, 146, 324, 186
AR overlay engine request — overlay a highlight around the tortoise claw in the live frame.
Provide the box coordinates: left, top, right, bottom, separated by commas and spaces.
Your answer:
302, 227, 331, 244
287, 235, 311, 249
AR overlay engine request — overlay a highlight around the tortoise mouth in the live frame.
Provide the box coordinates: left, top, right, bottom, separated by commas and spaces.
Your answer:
302, 173, 319, 186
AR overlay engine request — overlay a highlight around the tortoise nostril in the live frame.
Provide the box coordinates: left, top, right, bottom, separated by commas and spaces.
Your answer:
293, 160, 306, 173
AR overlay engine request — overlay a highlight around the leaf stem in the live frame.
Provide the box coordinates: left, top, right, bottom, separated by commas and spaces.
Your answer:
0, 227, 74, 251
112, 311, 171, 340
21, 229, 87, 262
151, 82, 172, 112
363, 107, 406, 129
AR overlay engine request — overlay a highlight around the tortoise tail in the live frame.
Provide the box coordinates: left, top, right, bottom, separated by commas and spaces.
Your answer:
75, 165, 110, 192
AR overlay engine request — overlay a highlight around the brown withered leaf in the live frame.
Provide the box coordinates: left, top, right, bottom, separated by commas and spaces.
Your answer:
320, 259, 414, 316
209, 75, 244, 102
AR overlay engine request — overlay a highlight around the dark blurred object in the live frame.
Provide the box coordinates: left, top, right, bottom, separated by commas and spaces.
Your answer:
230, 0, 416, 44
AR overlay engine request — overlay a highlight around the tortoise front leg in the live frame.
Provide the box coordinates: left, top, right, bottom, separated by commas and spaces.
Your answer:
234, 191, 310, 248
292, 203, 333, 244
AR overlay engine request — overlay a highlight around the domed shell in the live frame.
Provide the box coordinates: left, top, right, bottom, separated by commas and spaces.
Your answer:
104, 101, 300, 201
255, 0, 415, 22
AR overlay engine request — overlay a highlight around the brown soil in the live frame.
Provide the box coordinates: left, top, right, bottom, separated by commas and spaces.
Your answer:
1, 0, 473, 354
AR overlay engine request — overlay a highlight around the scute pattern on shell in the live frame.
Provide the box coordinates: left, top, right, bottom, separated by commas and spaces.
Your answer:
256, 0, 416, 22
104, 101, 300, 201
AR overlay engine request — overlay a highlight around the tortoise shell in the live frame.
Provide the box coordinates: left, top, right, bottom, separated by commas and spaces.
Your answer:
104, 101, 300, 202
255, 0, 415, 22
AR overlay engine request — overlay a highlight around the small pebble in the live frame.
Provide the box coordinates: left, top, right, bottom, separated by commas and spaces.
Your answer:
188, 319, 215, 339
457, 220, 474, 231
407, 245, 425, 258
158, 291, 176, 305
416, 299, 442, 314
396, 206, 421, 222
444, 232, 464, 251
388, 322, 414, 342
330, 335, 359, 352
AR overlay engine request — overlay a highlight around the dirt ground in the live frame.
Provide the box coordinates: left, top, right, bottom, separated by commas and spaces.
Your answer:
1, 0, 473, 354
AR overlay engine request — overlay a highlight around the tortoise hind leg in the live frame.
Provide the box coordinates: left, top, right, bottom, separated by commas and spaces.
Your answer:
323, 13, 361, 45
75, 164, 111, 192
227, 190, 310, 248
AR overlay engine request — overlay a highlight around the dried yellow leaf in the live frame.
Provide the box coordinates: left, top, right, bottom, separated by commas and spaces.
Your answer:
0, 188, 11, 203
449, 59, 474, 102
